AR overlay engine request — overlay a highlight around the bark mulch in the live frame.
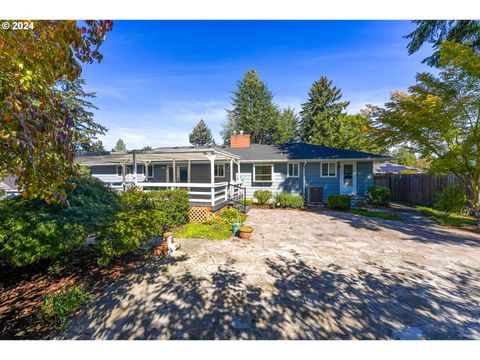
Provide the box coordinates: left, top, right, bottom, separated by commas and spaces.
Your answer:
0, 246, 147, 340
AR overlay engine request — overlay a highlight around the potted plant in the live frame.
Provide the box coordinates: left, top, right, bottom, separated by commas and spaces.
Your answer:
238, 225, 253, 239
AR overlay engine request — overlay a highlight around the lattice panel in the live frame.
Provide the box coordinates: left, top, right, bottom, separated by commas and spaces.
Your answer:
188, 206, 212, 223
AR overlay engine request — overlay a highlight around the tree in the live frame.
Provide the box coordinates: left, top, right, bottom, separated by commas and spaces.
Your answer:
365, 41, 480, 211
189, 119, 214, 147
142, 146, 153, 151
405, 20, 480, 67
0, 20, 113, 203
224, 69, 279, 144
391, 146, 420, 167
299, 76, 350, 145
56, 77, 107, 152
275, 107, 299, 143
112, 139, 126, 152
89, 140, 106, 153
334, 114, 386, 153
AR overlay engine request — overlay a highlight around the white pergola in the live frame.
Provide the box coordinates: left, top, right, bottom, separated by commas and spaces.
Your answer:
76, 147, 241, 207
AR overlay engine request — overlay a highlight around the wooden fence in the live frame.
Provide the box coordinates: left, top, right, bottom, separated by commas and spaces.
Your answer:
373, 174, 473, 207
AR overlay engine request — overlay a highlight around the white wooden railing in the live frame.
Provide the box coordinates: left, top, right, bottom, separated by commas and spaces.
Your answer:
93, 173, 243, 207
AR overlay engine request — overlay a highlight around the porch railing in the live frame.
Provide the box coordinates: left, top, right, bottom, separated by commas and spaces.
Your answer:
93, 173, 245, 209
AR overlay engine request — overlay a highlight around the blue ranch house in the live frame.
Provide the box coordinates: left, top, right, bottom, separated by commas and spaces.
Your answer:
76, 133, 389, 211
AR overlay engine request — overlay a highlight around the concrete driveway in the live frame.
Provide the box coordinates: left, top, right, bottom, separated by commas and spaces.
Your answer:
62, 208, 480, 339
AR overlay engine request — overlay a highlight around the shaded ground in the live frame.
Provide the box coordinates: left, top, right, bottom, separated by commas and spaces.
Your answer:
61, 209, 480, 339
0, 247, 147, 339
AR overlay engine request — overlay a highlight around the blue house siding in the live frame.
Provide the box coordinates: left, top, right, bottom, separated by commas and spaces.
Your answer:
304, 162, 339, 202
235, 162, 302, 198
356, 161, 374, 197
91, 165, 117, 175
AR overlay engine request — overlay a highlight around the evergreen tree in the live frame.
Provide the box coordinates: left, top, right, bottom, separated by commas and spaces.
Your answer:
405, 20, 480, 67
189, 119, 214, 146
220, 110, 236, 146
275, 107, 299, 143
56, 77, 107, 153
224, 69, 279, 144
82, 140, 106, 152
299, 76, 350, 145
112, 139, 126, 152
142, 146, 153, 151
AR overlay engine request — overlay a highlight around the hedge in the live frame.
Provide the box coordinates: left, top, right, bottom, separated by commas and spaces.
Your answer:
327, 194, 351, 210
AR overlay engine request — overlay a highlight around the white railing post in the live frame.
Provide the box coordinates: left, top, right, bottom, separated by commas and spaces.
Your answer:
206, 154, 216, 207
132, 151, 138, 186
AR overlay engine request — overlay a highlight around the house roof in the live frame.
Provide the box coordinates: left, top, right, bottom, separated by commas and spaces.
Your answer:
75, 143, 389, 164
0, 175, 17, 191
75, 146, 240, 165
374, 163, 424, 174
221, 143, 390, 162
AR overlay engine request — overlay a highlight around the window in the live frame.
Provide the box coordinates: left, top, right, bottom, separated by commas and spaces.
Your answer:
214, 164, 225, 178
321, 162, 337, 177
287, 162, 300, 177
253, 164, 273, 182
117, 165, 122, 176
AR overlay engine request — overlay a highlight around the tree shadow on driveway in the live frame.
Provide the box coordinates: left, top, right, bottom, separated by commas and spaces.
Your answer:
61, 250, 480, 340
312, 208, 480, 248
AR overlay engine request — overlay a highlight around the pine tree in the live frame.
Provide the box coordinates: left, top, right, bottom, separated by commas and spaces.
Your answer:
56, 77, 107, 152
224, 69, 279, 144
85, 140, 106, 152
112, 139, 126, 152
275, 107, 299, 143
299, 76, 350, 145
189, 119, 214, 147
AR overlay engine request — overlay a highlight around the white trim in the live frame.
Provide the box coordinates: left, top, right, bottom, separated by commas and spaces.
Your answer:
339, 162, 357, 195
214, 163, 225, 178
287, 161, 300, 177
320, 162, 337, 177
253, 163, 273, 182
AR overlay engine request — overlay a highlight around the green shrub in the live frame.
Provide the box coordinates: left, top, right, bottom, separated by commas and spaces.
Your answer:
366, 186, 391, 207
119, 188, 189, 228
398, 169, 419, 174
327, 194, 351, 210
253, 190, 272, 206
149, 189, 190, 228
220, 207, 247, 224
434, 186, 471, 215
240, 198, 253, 207
273, 192, 304, 208
0, 176, 120, 267
97, 210, 166, 266
39, 285, 91, 328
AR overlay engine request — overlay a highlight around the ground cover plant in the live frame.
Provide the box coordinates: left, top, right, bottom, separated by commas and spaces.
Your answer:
351, 208, 402, 221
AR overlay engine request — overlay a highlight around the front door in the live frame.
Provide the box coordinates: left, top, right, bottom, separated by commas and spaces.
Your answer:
167, 165, 189, 183
340, 162, 356, 195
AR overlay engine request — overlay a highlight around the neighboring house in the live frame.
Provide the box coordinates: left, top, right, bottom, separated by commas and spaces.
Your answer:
0, 175, 19, 197
374, 163, 425, 174
76, 133, 390, 210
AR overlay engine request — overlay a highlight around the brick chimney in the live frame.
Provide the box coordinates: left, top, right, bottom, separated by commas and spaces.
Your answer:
230, 131, 251, 148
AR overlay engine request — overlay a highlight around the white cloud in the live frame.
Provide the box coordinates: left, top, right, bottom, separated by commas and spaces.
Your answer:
94, 99, 230, 149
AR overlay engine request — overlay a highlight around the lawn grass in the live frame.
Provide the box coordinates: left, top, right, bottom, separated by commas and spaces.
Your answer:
351, 208, 403, 221
173, 223, 232, 240
415, 205, 477, 227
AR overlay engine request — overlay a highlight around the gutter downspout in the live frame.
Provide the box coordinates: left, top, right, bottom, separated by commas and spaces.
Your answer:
303, 161, 307, 200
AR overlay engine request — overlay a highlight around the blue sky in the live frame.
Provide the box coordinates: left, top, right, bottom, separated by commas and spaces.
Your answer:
81, 20, 432, 150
